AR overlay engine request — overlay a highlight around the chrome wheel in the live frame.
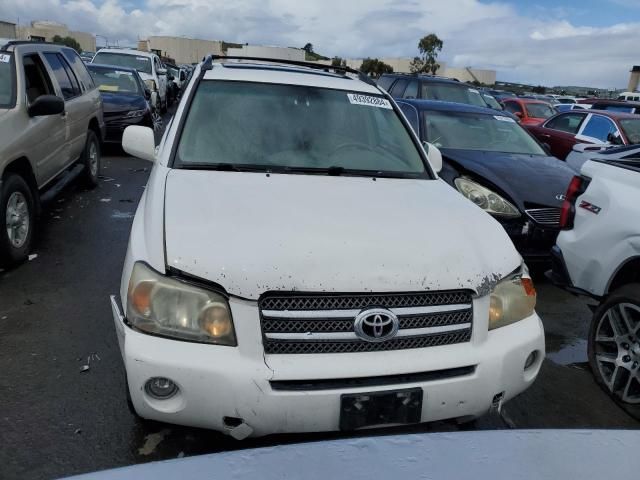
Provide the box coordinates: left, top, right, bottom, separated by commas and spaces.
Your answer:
88, 140, 99, 177
152, 111, 163, 132
5, 191, 29, 249
593, 302, 640, 404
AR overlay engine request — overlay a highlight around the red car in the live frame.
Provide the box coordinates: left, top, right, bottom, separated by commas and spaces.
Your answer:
525, 109, 640, 160
501, 98, 557, 125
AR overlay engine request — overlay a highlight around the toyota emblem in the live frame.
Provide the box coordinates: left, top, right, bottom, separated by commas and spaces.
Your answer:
354, 308, 400, 343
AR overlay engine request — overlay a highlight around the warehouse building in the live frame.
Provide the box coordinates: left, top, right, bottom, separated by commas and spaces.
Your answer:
139, 36, 224, 65
16, 20, 95, 52
0, 20, 17, 39
226, 44, 306, 61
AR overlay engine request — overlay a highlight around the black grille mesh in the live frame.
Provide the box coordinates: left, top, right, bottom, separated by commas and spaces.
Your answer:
262, 309, 472, 333
260, 291, 471, 311
264, 331, 472, 354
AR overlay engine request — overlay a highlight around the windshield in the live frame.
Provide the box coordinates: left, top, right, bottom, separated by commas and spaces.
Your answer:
422, 83, 488, 107
526, 103, 556, 119
92, 52, 152, 74
619, 118, 640, 144
423, 110, 547, 155
0, 53, 16, 108
176, 81, 427, 176
87, 66, 142, 94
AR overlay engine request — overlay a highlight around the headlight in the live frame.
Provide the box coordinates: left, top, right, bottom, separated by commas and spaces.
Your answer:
125, 109, 148, 118
454, 177, 520, 218
144, 79, 157, 91
489, 267, 536, 330
126, 262, 236, 346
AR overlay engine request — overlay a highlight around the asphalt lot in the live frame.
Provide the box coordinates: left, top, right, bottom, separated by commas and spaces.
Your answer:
0, 113, 638, 480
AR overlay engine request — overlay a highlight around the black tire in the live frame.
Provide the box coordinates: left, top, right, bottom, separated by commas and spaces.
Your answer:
0, 174, 36, 268
81, 130, 101, 188
588, 283, 640, 420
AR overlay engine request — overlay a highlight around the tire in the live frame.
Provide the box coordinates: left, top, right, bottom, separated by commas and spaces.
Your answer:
81, 130, 101, 188
160, 95, 167, 114
588, 283, 640, 420
0, 174, 36, 268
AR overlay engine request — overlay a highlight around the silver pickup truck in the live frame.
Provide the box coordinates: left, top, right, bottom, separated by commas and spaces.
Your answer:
0, 41, 105, 267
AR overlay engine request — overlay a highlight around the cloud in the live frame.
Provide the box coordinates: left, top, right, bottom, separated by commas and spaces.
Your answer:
0, 0, 635, 88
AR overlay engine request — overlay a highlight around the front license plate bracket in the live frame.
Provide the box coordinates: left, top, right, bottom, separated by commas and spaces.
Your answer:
339, 387, 423, 431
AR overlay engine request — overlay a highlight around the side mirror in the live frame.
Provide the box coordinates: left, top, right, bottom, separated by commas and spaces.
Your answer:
150, 91, 159, 109
28, 95, 65, 117
423, 141, 443, 173
167, 74, 174, 81
122, 126, 156, 162
157, 68, 167, 76
607, 132, 623, 145
144, 88, 151, 100
514, 111, 523, 118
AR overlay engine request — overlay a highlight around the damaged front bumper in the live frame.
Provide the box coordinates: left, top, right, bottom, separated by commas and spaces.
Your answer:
110, 294, 544, 438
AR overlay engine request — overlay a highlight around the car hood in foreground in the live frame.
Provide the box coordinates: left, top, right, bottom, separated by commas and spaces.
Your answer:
163, 170, 519, 299
441, 149, 575, 210
66, 430, 639, 480
100, 92, 147, 114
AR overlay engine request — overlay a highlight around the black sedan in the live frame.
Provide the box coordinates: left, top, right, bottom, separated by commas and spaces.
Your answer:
396, 99, 575, 263
87, 64, 158, 143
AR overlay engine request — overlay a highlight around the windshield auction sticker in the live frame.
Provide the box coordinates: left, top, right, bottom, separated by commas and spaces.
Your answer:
347, 93, 392, 109
0, 54, 10, 63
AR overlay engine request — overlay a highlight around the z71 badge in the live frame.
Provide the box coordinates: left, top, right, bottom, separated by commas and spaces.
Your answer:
579, 200, 601, 214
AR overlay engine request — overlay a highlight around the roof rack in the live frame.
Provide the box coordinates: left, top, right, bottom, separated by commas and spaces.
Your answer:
200, 55, 379, 88
1, 40, 64, 50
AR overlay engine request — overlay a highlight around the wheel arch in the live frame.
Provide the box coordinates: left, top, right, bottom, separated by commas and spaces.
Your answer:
87, 117, 102, 141
607, 256, 640, 295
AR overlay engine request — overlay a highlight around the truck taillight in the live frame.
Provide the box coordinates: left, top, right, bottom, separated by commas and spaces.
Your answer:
559, 175, 590, 229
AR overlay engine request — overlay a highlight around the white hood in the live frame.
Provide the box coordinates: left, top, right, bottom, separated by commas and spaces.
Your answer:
164, 171, 519, 299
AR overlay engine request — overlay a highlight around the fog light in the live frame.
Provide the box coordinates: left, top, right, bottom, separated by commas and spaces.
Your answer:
145, 377, 178, 399
524, 351, 538, 370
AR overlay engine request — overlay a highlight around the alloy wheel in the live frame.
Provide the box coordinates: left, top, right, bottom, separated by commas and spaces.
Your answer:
89, 140, 99, 177
593, 302, 640, 404
5, 191, 30, 249
152, 111, 163, 132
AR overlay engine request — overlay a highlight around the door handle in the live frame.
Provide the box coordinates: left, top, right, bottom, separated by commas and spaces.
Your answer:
540, 134, 550, 138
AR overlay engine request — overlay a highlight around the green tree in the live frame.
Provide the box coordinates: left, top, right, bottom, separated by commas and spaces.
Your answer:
303, 43, 314, 53
52, 35, 83, 53
409, 34, 443, 75
360, 58, 393, 78
331, 56, 346, 67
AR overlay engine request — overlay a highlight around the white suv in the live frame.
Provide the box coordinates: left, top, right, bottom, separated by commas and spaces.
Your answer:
111, 57, 544, 438
92, 48, 168, 113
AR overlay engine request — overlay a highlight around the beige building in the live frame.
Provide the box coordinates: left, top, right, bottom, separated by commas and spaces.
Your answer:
140, 36, 223, 65
16, 20, 95, 52
226, 44, 306, 61
0, 20, 17, 39
627, 66, 640, 92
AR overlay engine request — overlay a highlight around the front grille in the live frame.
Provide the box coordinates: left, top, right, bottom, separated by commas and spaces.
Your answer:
525, 208, 561, 226
260, 291, 470, 311
259, 291, 473, 354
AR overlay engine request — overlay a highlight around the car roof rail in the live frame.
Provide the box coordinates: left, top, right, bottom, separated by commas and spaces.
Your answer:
200, 54, 379, 88
1, 40, 65, 50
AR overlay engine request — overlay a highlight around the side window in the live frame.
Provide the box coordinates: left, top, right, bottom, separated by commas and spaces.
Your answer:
62, 49, 94, 91
22, 54, 54, 103
397, 102, 420, 135
580, 115, 618, 142
153, 58, 160, 74
43, 53, 80, 100
503, 101, 523, 114
544, 113, 586, 134
402, 80, 419, 99
377, 76, 394, 91
389, 78, 409, 97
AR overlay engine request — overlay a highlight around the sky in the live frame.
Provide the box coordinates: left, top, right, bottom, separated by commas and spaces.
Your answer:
1, 0, 639, 88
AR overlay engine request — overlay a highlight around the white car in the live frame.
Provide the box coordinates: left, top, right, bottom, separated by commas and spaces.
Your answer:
550, 157, 640, 416
111, 56, 544, 438
92, 48, 168, 113
566, 144, 640, 172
